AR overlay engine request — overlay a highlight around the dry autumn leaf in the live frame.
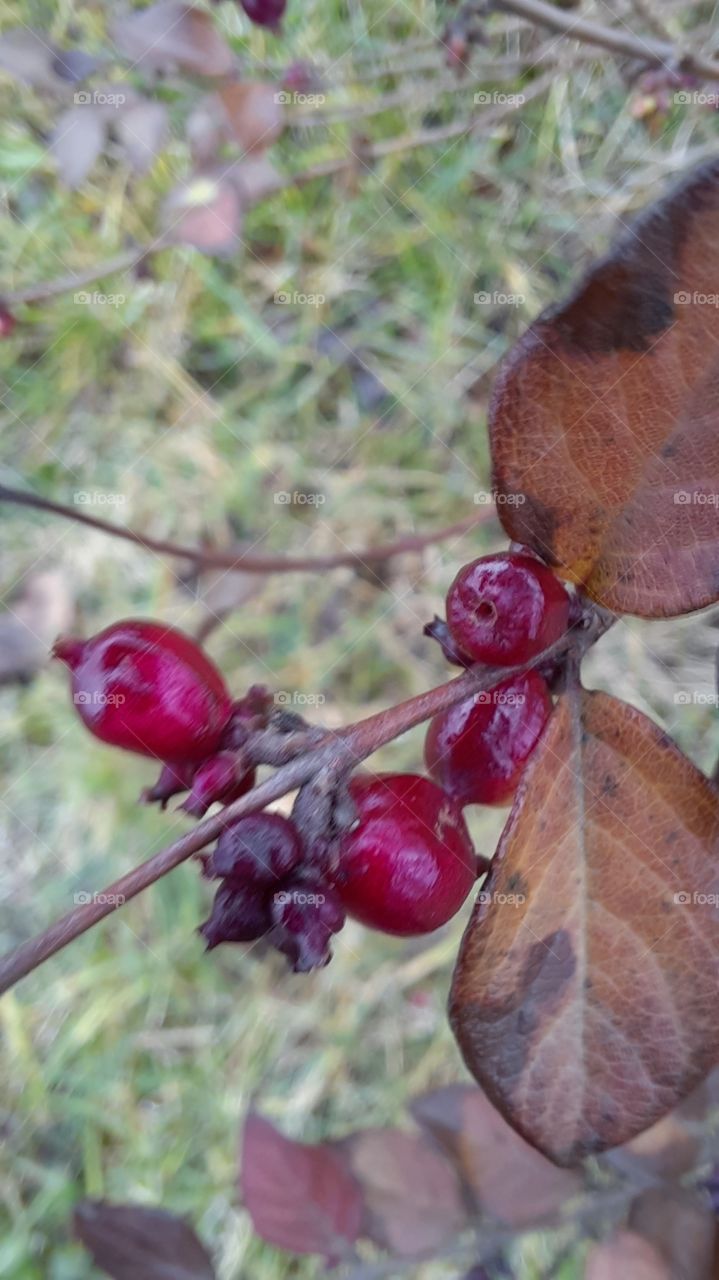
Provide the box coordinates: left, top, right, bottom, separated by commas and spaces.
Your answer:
411, 1084, 580, 1227
340, 1127, 465, 1258
163, 174, 242, 255
74, 1202, 216, 1280
112, 3, 234, 77
585, 1229, 671, 1280
240, 1112, 362, 1263
629, 1187, 718, 1280
490, 158, 719, 618
217, 82, 284, 153
450, 686, 719, 1166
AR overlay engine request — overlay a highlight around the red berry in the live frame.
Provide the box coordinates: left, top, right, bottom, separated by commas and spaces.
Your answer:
424, 671, 552, 807
207, 812, 303, 886
334, 773, 477, 936
445, 552, 569, 666
240, 0, 286, 28
200, 881, 271, 949
180, 751, 255, 817
53, 619, 232, 762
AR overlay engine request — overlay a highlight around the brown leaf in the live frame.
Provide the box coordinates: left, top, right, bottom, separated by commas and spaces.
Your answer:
411, 1085, 580, 1227
490, 158, 719, 617
629, 1187, 718, 1280
217, 82, 284, 153
240, 1112, 362, 1262
117, 100, 169, 173
450, 686, 719, 1165
341, 1128, 465, 1257
164, 174, 242, 255
585, 1229, 671, 1280
602, 1067, 719, 1181
74, 1201, 215, 1279
50, 106, 106, 188
112, 3, 234, 77
231, 155, 282, 206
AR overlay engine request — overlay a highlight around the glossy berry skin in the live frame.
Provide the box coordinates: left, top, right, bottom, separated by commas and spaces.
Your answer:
335, 774, 477, 936
208, 812, 303, 885
424, 671, 552, 807
240, 0, 286, 28
445, 553, 569, 666
199, 881, 270, 949
54, 619, 232, 763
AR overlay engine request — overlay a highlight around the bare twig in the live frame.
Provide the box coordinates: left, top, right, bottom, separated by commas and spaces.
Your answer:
0, 483, 493, 575
492, 0, 719, 81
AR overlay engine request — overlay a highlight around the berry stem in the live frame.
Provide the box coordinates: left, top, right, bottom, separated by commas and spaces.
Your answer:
0, 627, 602, 997
0, 483, 494, 577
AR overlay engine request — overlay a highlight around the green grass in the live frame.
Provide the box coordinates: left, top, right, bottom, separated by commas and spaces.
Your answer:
1, 0, 719, 1275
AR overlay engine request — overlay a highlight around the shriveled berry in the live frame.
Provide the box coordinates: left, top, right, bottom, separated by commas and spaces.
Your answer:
445, 552, 569, 667
199, 881, 271, 949
53, 619, 231, 762
141, 759, 198, 808
335, 773, 477, 936
424, 671, 552, 807
240, 0, 286, 28
207, 812, 303, 885
270, 877, 345, 972
180, 751, 255, 818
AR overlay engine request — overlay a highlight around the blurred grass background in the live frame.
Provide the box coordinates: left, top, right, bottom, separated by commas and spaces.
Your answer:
1, 0, 719, 1275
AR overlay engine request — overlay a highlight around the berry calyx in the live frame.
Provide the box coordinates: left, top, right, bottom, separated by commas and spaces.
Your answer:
207, 812, 303, 885
53, 619, 232, 762
445, 552, 569, 667
141, 760, 198, 808
270, 877, 345, 972
239, 0, 286, 29
180, 751, 255, 818
424, 670, 553, 807
334, 773, 477, 936
423, 615, 473, 668
199, 881, 271, 949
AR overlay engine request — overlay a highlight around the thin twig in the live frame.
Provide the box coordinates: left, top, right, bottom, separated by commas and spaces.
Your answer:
493, 0, 719, 81
0, 484, 494, 575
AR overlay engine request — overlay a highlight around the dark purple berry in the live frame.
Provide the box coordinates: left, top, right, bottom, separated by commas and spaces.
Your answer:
240, 0, 286, 30
199, 881, 271, 949
270, 877, 345, 972
207, 812, 303, 885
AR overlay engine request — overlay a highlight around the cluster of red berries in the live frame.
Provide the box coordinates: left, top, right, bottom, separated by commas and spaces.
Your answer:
53, 551, 570, 968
